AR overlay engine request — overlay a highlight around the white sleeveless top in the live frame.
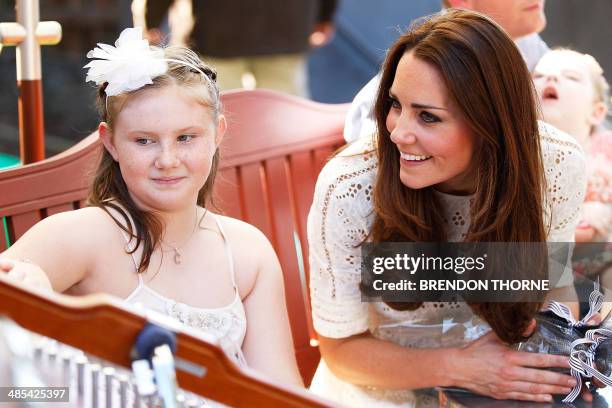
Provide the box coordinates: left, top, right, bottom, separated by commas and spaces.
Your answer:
120, 212, 248, 366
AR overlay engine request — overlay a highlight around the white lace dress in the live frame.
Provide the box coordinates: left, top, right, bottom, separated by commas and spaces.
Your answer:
307, 122, 586, 407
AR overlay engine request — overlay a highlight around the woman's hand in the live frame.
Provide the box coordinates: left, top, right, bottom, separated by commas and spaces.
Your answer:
450, 329, 576, 403
0, 259, 53, 292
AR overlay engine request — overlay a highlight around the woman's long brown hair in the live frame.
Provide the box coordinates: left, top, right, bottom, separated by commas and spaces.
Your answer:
371, 9, 548, 343
87, 46, 221, 274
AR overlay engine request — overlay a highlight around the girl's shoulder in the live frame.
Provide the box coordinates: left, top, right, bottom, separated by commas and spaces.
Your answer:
33, 206, 122, 239
211, 214, 277, 267
212, 214, 278, 296
213, 214, 270, 245
15, 206, 126, 264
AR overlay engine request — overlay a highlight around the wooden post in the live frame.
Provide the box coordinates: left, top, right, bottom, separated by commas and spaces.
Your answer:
0, 0, 61, 164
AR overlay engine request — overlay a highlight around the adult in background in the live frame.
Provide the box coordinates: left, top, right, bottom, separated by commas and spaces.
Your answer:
345, 0, 549, 143
142, 0, 338, 97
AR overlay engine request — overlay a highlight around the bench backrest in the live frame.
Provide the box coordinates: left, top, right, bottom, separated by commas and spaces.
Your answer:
0, 89, 348, 385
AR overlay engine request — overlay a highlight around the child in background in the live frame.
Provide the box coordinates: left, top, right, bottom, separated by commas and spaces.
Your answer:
533, 49, 611, 242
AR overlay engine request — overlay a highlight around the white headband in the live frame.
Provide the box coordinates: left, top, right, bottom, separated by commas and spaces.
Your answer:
83, 27, 213, 97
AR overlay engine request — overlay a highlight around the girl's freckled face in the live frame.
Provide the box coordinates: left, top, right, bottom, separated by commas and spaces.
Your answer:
109, 84, 219, 212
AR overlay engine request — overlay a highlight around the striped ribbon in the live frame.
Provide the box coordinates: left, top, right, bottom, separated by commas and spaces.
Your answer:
544, 280, 610, 403
563, 328, 612, 403
547, 280, 603, 328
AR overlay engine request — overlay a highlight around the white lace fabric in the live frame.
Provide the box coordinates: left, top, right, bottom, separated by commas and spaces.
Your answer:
115, 210, 248, 367
307, 122, 586, 407
125, 278, 247, 366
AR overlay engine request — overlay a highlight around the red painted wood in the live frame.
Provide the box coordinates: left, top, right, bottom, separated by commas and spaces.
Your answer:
239, 162, 275, 243
312, 145, 337, 175
264, 157, 307, 335
7, 211, 43, 242
287, 151, 320, 341
0, 276, 333, 407
0, 223, 8, 252
214, 167, 243, 219
217, 91, 348, 383
46, 203, 75, 216
0, 133, 100, 219
18, 80, 46, 164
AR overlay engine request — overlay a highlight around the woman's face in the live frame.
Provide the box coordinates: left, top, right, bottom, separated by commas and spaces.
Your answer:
100, 84, 224, 212
533, 51, 599, 142
386, 51, 476, 195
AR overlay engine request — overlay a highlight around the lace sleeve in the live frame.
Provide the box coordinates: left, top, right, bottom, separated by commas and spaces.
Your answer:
540, 121, 587, 242
539, 122, 587, 288
307, 136, 378, 338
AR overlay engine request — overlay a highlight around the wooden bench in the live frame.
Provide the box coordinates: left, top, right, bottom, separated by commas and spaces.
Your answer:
0, 89, 348, 385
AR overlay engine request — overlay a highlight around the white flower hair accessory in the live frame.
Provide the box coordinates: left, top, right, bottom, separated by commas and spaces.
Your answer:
84, 27, 167, 96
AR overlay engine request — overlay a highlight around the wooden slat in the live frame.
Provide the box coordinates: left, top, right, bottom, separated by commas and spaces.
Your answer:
0, 134, 99, 216
6, 211, 42, 242
219, 89, 348, 168
312, 146, 336, 175
0, 189, 89, 218
264, 156, 318, 383
296, 347, 321, 387
288, 151, 318, 264
214, 167, 243, 219
46, 203, 75, 216
287, 151, 320, 342
0, 218, 8, 252
239, 163, 274, 242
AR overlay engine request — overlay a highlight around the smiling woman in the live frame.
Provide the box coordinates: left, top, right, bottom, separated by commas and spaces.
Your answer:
385, 52, 475, 194
307, 9, 586, 407
0, 27, 303, 391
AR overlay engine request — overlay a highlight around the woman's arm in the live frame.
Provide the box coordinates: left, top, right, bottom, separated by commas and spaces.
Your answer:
239, 226, 303, 387
319, 329, 575, 402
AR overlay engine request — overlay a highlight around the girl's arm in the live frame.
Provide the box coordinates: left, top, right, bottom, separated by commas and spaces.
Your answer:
0, 207, 102, 292
239, 226, 303, 387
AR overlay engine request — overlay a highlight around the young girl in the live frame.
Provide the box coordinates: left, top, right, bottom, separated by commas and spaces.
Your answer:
0, 27, 302, 387
533, 49, 611, 242
308, 10, 588, 407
